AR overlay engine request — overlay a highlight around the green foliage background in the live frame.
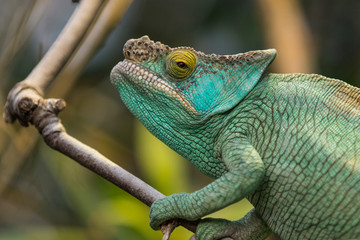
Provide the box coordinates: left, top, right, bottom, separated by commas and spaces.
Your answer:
0, 0, 359, 239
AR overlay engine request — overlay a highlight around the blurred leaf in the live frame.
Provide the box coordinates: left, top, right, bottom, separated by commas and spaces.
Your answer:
0, 227, 87, 240
208, 199, 254, 220
90, 197, 161, 239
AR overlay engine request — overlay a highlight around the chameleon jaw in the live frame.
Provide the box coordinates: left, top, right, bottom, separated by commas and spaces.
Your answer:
113, 59, 196, 113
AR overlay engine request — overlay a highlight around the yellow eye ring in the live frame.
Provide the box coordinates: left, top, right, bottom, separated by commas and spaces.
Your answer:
165, 50, 197, 80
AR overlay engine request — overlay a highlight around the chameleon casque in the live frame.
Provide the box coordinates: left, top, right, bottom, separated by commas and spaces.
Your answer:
110, 36, 360, 240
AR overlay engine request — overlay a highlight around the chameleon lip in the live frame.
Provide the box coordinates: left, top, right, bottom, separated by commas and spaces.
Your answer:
115, 59, 196, 113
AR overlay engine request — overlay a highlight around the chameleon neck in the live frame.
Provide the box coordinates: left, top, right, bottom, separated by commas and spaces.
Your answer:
142, 110, 228, 179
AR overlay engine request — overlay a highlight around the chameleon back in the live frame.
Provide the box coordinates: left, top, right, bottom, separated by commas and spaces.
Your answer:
238, 73, 360, 239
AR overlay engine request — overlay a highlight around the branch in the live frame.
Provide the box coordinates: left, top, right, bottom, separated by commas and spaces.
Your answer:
4, 82, 200, 238
256, 0, 315, 73
3, 0, 199, 239
0, 0, 137, 195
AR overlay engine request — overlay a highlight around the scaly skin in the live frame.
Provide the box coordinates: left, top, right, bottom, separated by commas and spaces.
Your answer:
110, 36, 360, 240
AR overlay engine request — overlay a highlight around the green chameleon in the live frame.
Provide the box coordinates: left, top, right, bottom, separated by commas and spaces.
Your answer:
110, 36, 360, 240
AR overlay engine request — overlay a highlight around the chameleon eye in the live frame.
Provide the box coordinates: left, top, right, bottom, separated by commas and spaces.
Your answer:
176, 61, 188, 69
165, 50, 197, 79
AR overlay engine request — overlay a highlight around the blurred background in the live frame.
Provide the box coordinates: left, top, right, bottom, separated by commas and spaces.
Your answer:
0, 0, 359, 239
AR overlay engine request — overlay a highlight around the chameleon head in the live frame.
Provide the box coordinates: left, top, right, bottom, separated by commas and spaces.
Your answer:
111, 36, 276, 126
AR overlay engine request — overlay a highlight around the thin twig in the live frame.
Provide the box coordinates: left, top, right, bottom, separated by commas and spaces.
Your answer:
23, 0, 107, 93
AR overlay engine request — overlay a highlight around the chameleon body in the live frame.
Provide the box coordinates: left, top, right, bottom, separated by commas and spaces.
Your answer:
110, 36, 360, 240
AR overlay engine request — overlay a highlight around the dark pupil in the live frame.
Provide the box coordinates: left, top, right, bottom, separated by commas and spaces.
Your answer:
176, 61, 188, 69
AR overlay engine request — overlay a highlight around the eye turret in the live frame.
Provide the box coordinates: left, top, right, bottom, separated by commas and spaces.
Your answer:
165, 50, 197, 80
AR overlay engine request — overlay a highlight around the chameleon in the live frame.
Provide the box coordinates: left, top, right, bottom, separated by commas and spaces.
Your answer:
110, 35, 360, 240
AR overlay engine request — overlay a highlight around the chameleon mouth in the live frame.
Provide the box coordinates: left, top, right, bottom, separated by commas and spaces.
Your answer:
113, 59, 196, 113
